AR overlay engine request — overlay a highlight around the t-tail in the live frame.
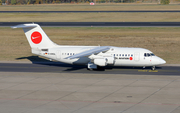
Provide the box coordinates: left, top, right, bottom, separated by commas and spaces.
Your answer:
11, 23, 56, 55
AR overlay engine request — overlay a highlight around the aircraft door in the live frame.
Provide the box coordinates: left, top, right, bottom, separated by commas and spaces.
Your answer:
56, 51, 61, 59
134, 52, 140, 61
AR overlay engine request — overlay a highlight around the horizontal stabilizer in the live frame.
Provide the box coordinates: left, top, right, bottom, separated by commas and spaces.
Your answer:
11, 24, 38, 29
65, 46, 111, 59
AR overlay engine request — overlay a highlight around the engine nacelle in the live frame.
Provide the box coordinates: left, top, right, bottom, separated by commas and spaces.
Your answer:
94, 58, 107, 66
105, 56, 115, 65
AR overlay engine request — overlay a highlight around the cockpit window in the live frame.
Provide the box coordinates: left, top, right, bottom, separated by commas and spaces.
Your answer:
144, 53, 147, 57
144, 53, 155, 57
150, 53, 155, 56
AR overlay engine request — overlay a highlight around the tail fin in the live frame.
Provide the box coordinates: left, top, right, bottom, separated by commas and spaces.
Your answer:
11, 23, 56, 49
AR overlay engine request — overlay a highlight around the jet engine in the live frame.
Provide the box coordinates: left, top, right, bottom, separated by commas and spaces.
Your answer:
90, 54, 115, 66
105, 56, 115, 65
94, 58, 107, 66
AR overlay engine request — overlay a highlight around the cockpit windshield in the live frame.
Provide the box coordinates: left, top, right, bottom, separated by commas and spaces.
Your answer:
150, 53, 155, 56
144, 53, 155, 57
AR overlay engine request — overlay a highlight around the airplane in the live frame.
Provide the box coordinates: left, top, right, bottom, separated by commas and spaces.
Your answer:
11, 23, 166, 70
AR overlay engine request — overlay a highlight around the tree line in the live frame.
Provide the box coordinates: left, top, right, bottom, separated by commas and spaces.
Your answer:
0, 0, 173, 5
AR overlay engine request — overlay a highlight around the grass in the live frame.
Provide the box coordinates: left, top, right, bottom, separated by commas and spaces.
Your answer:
1, 12, 180, 22
0, 27, 180, 64
0, 4, 180, 11
0, 3, 179, 63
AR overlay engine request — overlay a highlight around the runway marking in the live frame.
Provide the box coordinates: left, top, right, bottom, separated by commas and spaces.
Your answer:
138, 70, 158, 72
0, 98, 179, 106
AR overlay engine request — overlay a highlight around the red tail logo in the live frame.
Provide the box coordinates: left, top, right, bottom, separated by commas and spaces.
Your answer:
31, 31, 42, 44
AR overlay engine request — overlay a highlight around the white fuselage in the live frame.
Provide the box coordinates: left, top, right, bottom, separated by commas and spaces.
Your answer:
35, 45, 166, 67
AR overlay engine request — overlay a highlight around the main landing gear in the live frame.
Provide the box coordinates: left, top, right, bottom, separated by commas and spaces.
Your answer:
151, 66, 156, 70
87, 62, 105, 71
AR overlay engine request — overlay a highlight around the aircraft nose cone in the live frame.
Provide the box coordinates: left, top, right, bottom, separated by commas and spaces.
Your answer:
160, 59, 166, 64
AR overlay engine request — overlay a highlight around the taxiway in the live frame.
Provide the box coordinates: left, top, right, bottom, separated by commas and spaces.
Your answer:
1, 22, 180, 27
0, 62, 179, 75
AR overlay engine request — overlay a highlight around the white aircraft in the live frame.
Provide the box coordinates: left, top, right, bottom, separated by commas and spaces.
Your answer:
12, 23, 166, 70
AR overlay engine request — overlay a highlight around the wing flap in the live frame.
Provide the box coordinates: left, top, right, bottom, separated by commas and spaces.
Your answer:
65, 46, 111, 59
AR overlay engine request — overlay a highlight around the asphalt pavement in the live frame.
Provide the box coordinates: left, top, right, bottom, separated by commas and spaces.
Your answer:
1, 22, 180, 27
0, 62, 179, 76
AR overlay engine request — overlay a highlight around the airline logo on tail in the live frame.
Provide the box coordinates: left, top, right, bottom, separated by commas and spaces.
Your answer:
31, 31, 42, 44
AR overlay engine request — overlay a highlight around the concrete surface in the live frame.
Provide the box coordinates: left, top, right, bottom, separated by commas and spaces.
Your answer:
0, 72, 179, 113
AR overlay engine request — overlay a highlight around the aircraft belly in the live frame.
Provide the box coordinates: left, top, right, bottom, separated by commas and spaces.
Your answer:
114, 60, 159, 67
114, 60, 144, 67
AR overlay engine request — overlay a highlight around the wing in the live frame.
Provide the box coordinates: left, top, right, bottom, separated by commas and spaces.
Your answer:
65, 46, 111, 59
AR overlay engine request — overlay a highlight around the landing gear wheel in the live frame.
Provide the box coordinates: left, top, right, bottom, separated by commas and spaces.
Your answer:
152, 66, 156, 70
143, 66, 146, 69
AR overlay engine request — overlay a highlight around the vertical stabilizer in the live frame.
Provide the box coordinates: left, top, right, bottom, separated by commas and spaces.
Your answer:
11, 23, 55, 49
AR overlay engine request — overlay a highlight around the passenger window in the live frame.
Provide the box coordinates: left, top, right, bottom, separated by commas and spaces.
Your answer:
128, 54, 130, 56
114, 54, 115, 56
122, 54, 124, 56
119, 54, 121, 56
70, 53, 72, 55
117, 54, 118, 56
67, 53, 69, 55
131, 54, 133, 57
125, 54, 127, 56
